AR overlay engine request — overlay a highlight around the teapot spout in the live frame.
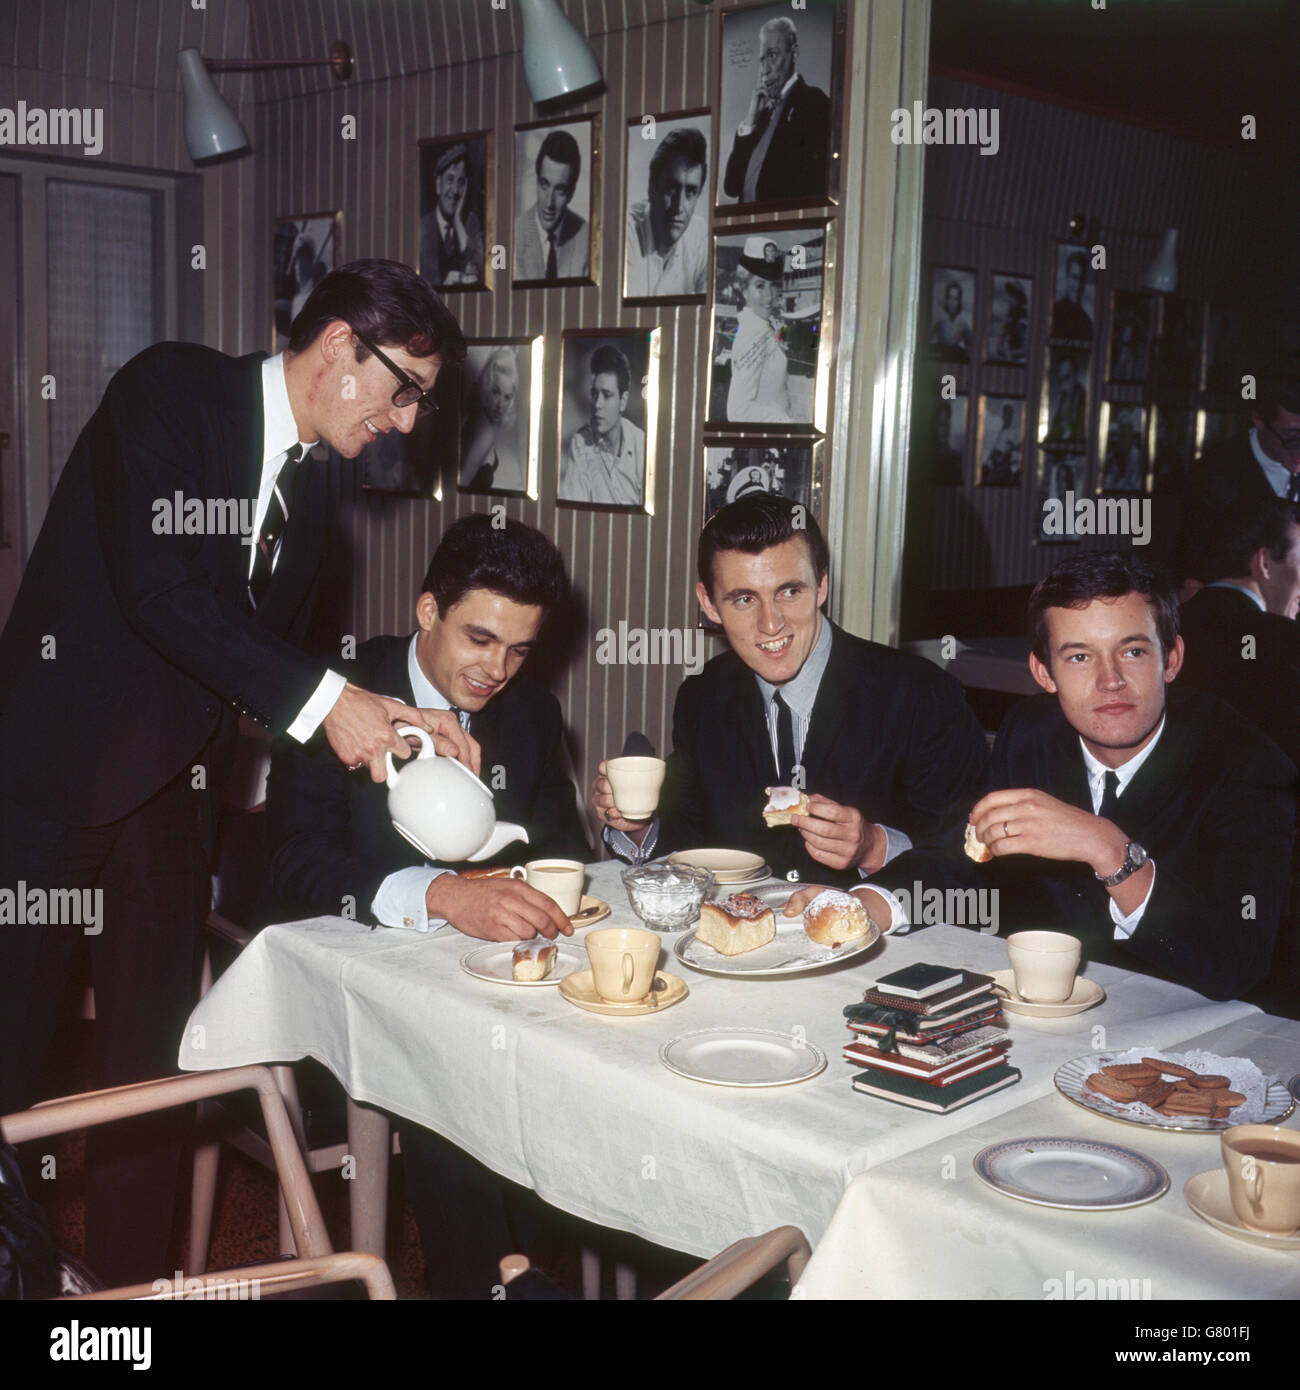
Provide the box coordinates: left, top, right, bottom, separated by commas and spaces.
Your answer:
467, 822, 529, 863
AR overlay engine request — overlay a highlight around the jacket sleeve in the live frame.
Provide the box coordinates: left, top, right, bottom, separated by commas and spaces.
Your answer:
653, 675, 711, 858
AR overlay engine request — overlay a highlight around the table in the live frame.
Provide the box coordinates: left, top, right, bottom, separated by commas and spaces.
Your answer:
179, 860, 1269, 1264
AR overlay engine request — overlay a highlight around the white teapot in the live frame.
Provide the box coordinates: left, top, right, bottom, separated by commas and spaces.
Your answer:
385, 724, 528, 864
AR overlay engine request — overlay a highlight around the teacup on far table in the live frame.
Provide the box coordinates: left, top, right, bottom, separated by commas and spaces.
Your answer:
586, 926, 661, 1003
1221, 1125, 1300, 1234
1006, 930, 1081, 1004
509, 859, 585, 916
605, 756, 666, 821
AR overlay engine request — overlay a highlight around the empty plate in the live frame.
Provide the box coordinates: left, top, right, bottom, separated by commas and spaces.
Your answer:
659, 1027, 827, 1087
670, 849, 767, 878
973, 1137, 1169, 1210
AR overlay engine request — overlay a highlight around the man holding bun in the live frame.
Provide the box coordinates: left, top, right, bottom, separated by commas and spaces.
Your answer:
591, 494, 988, 925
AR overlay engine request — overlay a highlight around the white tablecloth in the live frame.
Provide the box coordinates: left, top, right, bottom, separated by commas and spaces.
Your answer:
793, 1012, 1300, 1299
180, 860, 1259, 1258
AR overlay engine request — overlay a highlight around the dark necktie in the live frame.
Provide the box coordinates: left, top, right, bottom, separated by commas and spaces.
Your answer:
443, 222, 457, 267
1286, 472, 1300, 504
774, 693, 798, 786
545, 230, 558, 281
248, 444, 302, 610
1098, 769, 1121, 821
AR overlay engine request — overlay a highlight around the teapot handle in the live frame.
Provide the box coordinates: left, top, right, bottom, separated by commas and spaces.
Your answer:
385, 724, 436, 790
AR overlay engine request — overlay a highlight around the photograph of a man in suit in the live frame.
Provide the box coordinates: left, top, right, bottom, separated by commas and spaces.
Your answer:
0, 258, 473, 1285
1046, 351, 1087, 444
589, 494, 988, 900
1049, 248, 1093, 343
419, 140, 485, 289
513, 127, 590, 283
722, 13, 831, 207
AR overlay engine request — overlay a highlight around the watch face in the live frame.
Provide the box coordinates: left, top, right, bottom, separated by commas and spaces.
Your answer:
1128, 843, 1148, 869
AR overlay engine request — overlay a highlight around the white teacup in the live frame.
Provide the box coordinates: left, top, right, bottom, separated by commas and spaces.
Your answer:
585, 926, 661, 1003
1221, 1125, 1300, 1234
1006, 930, 1081, 1004
605, 756, 667, 821
509, 859, 585, 916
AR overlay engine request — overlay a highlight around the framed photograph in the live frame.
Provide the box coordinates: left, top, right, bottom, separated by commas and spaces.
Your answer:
1202, 305, 1244, 393
419, 132, 491, 292
984, 272, 1032, 366
1036, 447, 1086, 543
558, 329, 660, 511
927, 265, 976, 363
913, 390, 967, 486
715, 2, 841, 215
623, 109, 711, 304
1097, 403, 1149, 495
1106, 290, 1153, 385
1197, 408, 1250, 459
707, 220, 833, 432
702, 439, 822, 519
1040, 347, 1090, 448
272, 211, 339, 351
975, 395, 1024, 486
513, 115, 598, 287
1155, 295, 1201, 389
1048, 243, 1095, 345
360, 414, 444, 499
456, 337, 544, 498
1152, 406, 1195, 493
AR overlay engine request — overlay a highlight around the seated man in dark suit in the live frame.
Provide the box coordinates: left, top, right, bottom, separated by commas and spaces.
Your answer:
591, 495, 988, 917
266, 514, 591, 1297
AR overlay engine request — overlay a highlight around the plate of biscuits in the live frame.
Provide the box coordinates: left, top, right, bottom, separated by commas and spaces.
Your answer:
1055, 1049, 1295, 1133
673, 886, 881, 977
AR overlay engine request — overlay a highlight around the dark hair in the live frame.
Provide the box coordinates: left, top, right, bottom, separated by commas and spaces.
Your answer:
287, 258, 466, 366
589, 344, 630, 397
1255, 375, 1300, 425
697, 493, 829, 594
1028, 552, 1179, 665
1065, 250, 1087, 277
421, 514, 569, 619
1196, 498, 1300, 584
649, 127, 707, 191
535, 129, 581, 189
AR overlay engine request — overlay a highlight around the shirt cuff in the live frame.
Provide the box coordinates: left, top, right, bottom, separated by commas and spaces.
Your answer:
370, 866, 455, 933
286, 668, 348, 744
875, 825, 913, 870
853, 885, 911, 936
602, 818, 659, 863
1110, 859, 1157, 939
737, 121, 756, 137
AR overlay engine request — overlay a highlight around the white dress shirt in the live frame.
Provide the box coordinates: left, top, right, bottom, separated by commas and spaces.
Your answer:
1250, 426, 1295, 497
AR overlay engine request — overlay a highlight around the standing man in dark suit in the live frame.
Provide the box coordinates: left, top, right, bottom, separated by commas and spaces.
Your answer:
590, 495, 988, 915
0, 259, 473, 1283
723, 15, 831, 206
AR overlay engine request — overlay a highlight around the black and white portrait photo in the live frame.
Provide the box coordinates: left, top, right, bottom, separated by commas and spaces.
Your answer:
1043, 348, 1089, 446
1036, 448, 1085, 542
419, 133, 489, 291
458, 339, 540, 497
709, 224, 829, 430
1155, 294, 1200, 389
361, 414, 442, 499
1098, 403, 1149, 494
1048, 243, 1094, 344
717, 2, 837, 213
984, 272, 1032, 366
927, 266, 975, 363
558, 330, 657, 509
915, 392, 967, 486
703, 441, 817, 518
272, 212, 339, 351
1203, 305, 1243, 393
624, 111, 711, 302
976, 396, 1023, 486
513, 116, 597, 287
1106, 290, 1152, 384
1152, 407, 1194, 492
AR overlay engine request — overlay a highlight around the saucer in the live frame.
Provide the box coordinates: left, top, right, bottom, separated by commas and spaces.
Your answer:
1184, 1169, 1300, 1247
558, 969, 688, 1016
990, 970, 1105, 1017
570, 895, 611, 926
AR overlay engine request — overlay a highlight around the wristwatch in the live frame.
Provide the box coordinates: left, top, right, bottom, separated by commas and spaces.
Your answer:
1096, 841, 1148, 887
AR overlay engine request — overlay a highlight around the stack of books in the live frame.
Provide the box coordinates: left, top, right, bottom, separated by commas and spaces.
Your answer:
842, 962, 1021, 1112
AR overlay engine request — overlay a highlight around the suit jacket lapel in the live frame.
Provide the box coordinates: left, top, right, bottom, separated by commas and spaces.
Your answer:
727, 666, 774, 789
253, 452, 327, 630
798, 621, 853, 783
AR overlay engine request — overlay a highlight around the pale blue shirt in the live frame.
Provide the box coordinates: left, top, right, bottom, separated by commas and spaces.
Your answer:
1205, 580, 1266, 612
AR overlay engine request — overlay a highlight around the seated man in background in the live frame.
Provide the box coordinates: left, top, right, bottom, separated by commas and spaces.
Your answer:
266, 514, 591, 1297
591, 495, 988, 909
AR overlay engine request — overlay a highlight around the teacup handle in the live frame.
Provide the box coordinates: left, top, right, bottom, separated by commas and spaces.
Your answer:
509, 866, 527, 881
1243, 1155, 1265, 1212
385, 724, 436, 790
621, 951, 635, 996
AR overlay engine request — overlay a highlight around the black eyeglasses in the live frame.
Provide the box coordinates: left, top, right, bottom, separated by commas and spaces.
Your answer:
352, 330, 439, 416
1265, 421, 1300, 456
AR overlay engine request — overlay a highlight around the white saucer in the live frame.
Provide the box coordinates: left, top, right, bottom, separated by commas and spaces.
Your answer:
459, 942, 585, 986
973, 1136, 1168, 1210
659, 1027, 827, 1087
558, 969, 688, 1016
1184, 1168, 1300, 1247
990, 970, 1105, 1017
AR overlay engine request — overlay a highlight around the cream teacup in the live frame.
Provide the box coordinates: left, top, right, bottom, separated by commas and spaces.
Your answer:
1006, 930, 1081, 1004
1221, 1125, 1300, 1234
605, 756, 667, 821
585, 926, 661, 1003
509, 859, 585, 916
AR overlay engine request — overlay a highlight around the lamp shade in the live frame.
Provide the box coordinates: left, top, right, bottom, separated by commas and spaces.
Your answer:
1143, 228, 1179, 294
517, 0, 602, 104
178, 48, 250, 161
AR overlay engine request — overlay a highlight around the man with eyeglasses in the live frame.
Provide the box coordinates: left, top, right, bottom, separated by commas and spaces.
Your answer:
0, 258, 472, 1285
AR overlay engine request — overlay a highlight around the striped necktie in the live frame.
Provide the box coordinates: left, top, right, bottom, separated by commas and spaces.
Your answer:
248, 443, 302, 610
